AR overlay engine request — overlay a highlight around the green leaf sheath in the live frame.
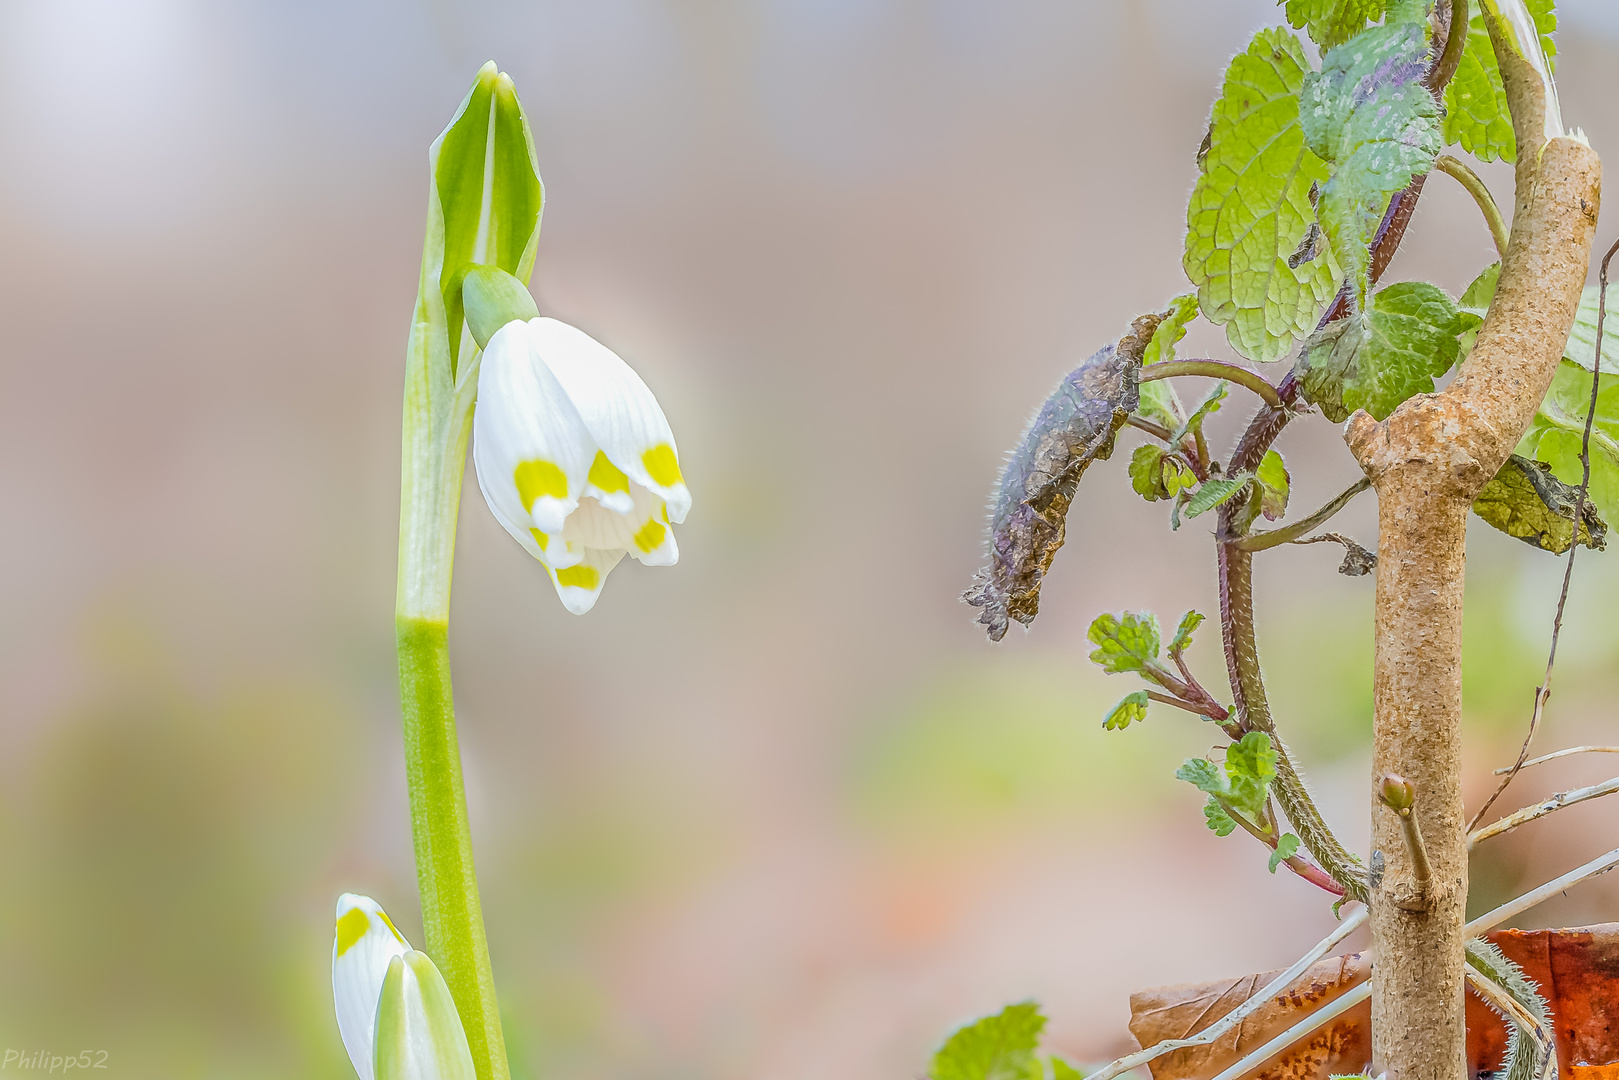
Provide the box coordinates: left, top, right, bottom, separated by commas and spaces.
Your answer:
433, 70, 544, 379
1283, 0, 1388, 49
931, 1002, 1047, 1080
396, 618, 508, 1080
1443, 0, 1557, 163
1184, 28, 1337, 363
1300, 280, 1478, 421
1301, 21, 1442, 307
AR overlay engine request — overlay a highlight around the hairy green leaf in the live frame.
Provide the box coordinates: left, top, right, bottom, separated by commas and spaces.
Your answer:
1204, 800, 1239, 836
1224, 731, 1278, 817
1137, 294, 1200, 430
1144, 293, 1201, 367
1048, 1058, 1085, 1080
1281, 0, 1388, 49
1175, 381, 1229, 443
1460, 262, 1501, 315
1087, 612, 1161, 674
1300, 280, 1478, 421
1179, 732, 1278, 837
1269, 832, 1302, 872
1184, 473, 1254, 519
1177, 757, 1226, 797
1169, 610, 1205, 655
931, 1002, 1047, 1080
1517, 360, 1619, 526
1184, 29, 1338, 363
1129, 445, 1194, 502
1443, 0, 1557, 163
1104, 691, 1151, 731
1302, 21, 1443, 306
1565, 282, 1619, 373
1457, 260, 1501, 353
1129, 444, 1167, 500
1473, 454, 1607, 554
1256, 450, 1291, 520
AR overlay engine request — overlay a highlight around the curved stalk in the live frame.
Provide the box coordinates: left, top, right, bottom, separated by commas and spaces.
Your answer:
1436, 154, 1510, 256
1219, 543, 1370, 901
1233, 477, 1371, 551
1140, 360, 1283, 408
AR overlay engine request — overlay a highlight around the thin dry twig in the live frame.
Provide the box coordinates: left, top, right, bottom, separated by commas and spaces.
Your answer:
1077, 905, 1369, 1080
1205, 985, 1370, 1080
1468, 776, 1619, 849
1465, 844, 1619, 934
1470, 236, 1619, 832
1194, 846, 1619, 1080
1493, 745, 1619, 773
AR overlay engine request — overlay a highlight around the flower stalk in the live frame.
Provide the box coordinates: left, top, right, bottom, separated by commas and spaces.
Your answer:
394, 61, 545, 1080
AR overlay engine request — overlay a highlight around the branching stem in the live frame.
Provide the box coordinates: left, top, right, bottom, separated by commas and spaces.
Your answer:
1468, 775, 1619, 849
1231, 477, 1371, 551
1124, 414, 1174, 442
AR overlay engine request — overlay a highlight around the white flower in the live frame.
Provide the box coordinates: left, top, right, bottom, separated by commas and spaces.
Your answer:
472, 317, 690, 614
332, 894, 474, 1080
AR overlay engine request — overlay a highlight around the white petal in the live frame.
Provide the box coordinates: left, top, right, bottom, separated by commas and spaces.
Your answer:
547, 546, 626, 615
473, 319, 597, 544
561, 496, 638, 551
333, 894, 412, 1080
373, 952, 476, 1080
528, 318, 692, 524
624, 483, 678, 567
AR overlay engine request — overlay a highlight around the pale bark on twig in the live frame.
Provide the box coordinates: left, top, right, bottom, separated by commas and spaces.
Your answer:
1345, 122, 1600, 1080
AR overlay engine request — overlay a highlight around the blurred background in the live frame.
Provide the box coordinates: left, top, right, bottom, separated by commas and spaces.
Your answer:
2, 1, 1619, 1076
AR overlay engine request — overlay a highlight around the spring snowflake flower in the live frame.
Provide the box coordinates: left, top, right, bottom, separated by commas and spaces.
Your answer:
332, 894, 474, 1080
472, 316, 690, 614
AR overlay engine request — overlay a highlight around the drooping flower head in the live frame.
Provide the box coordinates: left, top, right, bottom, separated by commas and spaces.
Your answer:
473, 316, 690, 614
333, 894, 475, 1080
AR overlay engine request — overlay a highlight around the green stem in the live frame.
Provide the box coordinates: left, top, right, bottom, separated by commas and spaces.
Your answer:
396, 304, 508, 1078
1140, 359, 1283, 408
1435, 154, 1510, 257
1232, 477, 1371, 551
397, 617, 509, 1080
1219, 543, 1370, 902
